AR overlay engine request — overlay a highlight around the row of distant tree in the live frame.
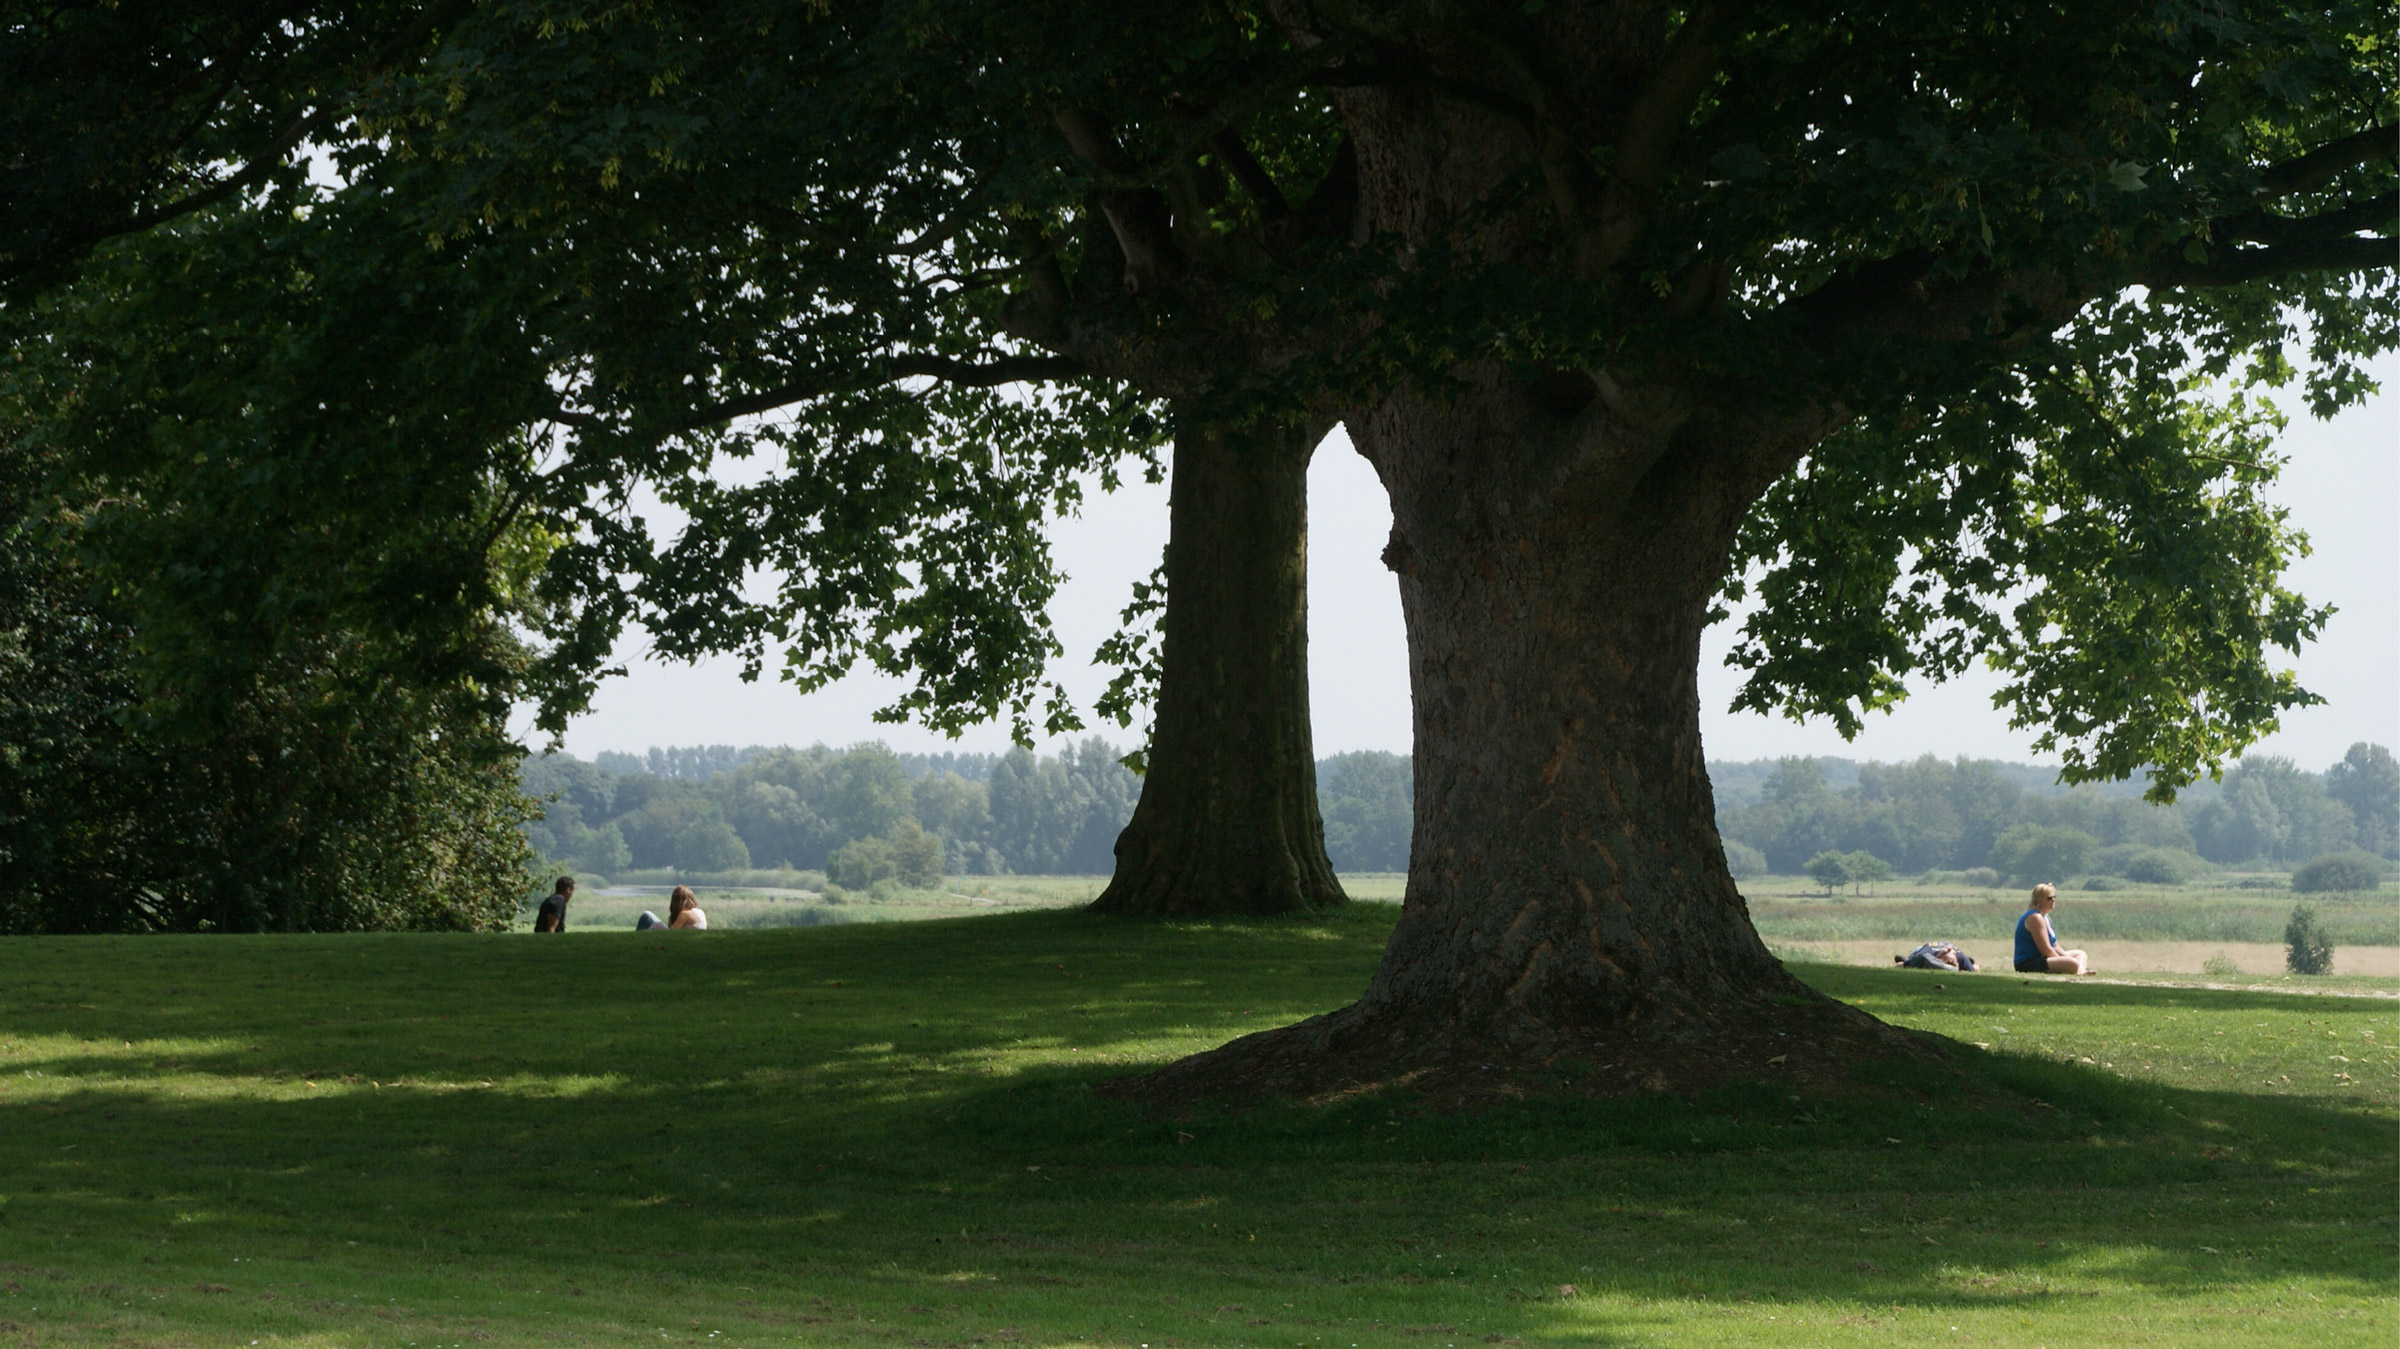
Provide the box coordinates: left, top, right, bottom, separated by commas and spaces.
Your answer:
1712, 745, 2397, 881
525, 741, 1137, 881
524, 741, 2397, 884
523, 742, 1422, 881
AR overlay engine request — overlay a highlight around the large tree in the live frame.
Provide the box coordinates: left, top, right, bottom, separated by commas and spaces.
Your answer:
11, 2, 2392, 1087
1158, 0, 2391, 1097
410, 0, 2391, 1092
389, 4, 1360, 916
3, 0, 1354, 920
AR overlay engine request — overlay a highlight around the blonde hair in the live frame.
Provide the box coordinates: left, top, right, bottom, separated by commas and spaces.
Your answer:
668, 885, 697, 917
2030, 882, 2057, 904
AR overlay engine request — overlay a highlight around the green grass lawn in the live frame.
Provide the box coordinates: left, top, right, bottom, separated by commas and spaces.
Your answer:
556, 876, 1415, 932
4, 906, 2393, 1347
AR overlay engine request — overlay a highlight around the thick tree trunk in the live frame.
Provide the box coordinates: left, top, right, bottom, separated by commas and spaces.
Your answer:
1113, 373, 1927, 1100
1089, 409, 1347, 917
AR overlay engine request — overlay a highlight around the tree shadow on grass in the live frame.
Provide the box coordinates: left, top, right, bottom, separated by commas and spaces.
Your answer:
1, 916, 2390, 1344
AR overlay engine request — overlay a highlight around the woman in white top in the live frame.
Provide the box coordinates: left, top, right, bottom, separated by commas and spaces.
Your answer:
667, 885, 708, 930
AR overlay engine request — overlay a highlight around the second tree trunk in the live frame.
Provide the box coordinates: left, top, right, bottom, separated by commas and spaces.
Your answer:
1090, 410, 1346, 917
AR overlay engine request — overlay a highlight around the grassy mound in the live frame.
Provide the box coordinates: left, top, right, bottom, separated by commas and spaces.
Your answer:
2, 907, 2392, 1346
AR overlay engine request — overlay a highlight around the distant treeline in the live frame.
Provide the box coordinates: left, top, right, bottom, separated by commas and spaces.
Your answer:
524, 741, 1422, 881
525, 740, 1135, 880
524, 741, 2396, 883
1714, 745, 2397, 881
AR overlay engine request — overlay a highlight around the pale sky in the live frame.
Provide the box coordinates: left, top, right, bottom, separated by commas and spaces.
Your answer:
546, 353, 2395, 774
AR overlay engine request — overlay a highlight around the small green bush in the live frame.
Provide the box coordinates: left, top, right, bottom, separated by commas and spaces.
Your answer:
1988, 824, 2098, 884
2082, 874, 2130, 891
1804, 851, 1852, 895
2111, 847, 2199, 885
2201, 951, 2240, 978
2290, 851, 2387, 895
828, 821, 946, 891
828, 836, 895, 890
1961, 867, 2002, 888
2284, 904, 2334, 975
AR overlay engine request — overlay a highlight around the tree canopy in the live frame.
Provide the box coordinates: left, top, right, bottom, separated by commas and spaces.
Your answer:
7, 1, 2386, 774
0, 431, 535, 933
3, 0, 2390, 1088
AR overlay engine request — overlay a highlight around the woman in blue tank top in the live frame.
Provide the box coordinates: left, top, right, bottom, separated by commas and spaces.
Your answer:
2013, 883, 2092, 975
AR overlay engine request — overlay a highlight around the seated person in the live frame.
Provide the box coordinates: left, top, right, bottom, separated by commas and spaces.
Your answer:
2014, 883, 2093, 975
667, 885, 708, 930
534, 877, 574, 933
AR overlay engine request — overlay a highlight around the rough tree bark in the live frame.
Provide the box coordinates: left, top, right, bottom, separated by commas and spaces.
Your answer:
1110, 80, 1931, 1101
1121, 373, 1920, 1101
1091, 409, 1347, 917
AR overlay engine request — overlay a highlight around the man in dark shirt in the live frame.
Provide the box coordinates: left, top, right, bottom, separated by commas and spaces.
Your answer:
534, 877, 575, 933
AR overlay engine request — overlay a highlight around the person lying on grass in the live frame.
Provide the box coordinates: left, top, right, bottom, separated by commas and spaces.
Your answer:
2014, 883, 2093, 975
1897, 942, 1975, 971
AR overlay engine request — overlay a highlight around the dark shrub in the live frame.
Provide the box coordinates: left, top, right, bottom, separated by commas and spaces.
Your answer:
2284, 904, 2334, 975
2083, 875, 2129, 891
2291, 851, 2388, 895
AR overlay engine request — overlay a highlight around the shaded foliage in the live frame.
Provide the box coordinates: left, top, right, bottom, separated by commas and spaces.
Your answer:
0, 443, 536, 934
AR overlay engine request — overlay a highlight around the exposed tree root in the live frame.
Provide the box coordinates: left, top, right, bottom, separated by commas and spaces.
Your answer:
1099, 978, 1947, 1112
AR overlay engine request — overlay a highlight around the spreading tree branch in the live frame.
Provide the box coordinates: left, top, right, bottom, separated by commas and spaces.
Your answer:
1053, 106, 1180, 294
1585, 1, 1742, 277
2213, 196, 2393, 246
1209, 127, 1290, 220
1304, 58, 1535, 127
2255, 123, 2398, 200
681, 354, 1086, 427
2142, 234, 2396, 288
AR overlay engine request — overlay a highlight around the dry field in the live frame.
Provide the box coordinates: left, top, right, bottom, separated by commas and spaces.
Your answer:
1778, 937, 2400, 978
